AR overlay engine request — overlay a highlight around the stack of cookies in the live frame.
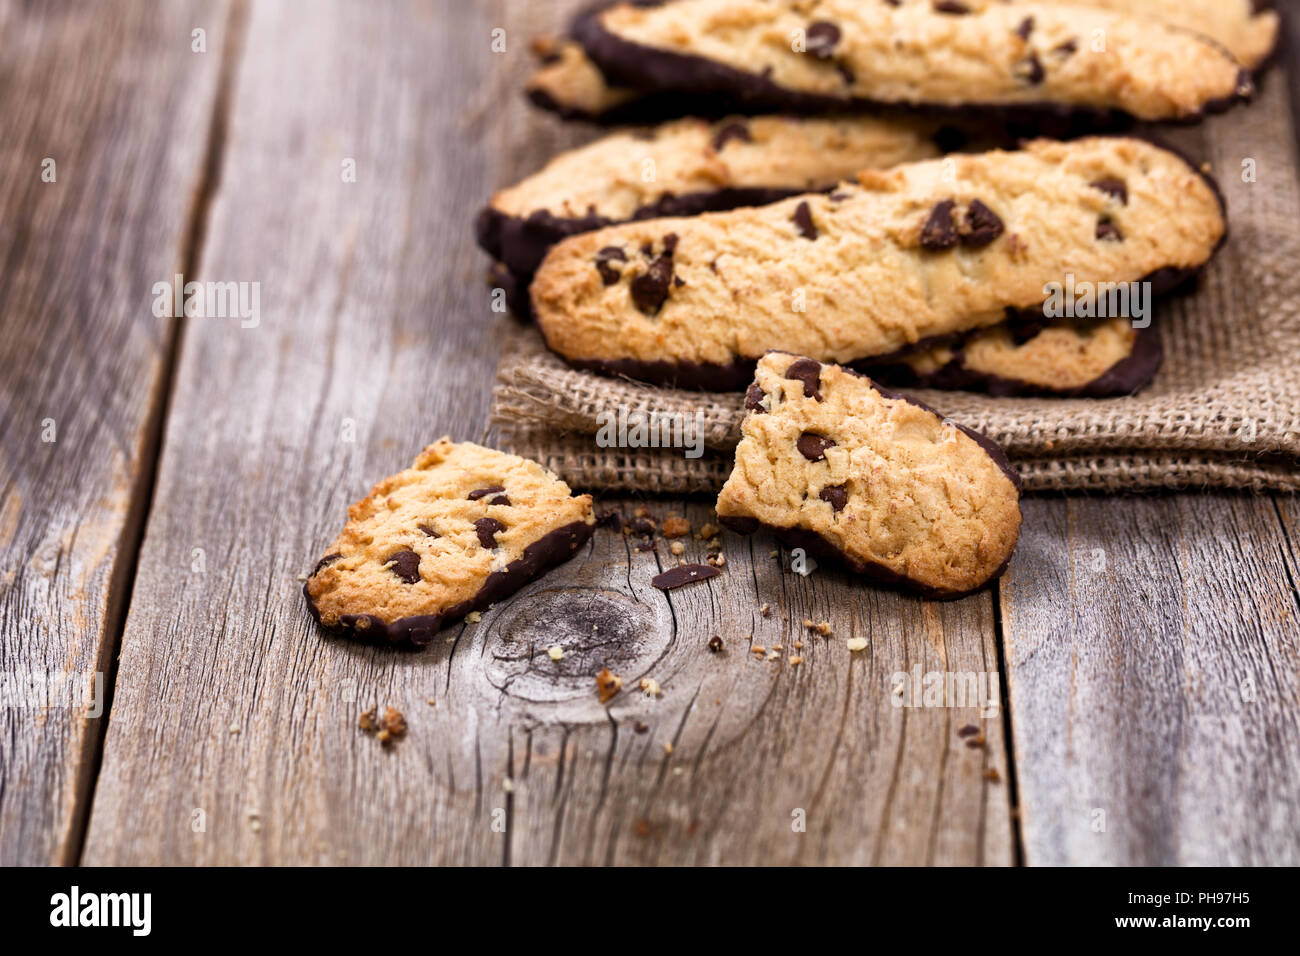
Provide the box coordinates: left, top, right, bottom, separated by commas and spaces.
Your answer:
306, 0, 1276, 642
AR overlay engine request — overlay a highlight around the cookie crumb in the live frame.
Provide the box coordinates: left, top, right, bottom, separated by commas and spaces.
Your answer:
639, 677, 662, 698
706, 552, 726, 567
662, 515, 691, 538
596, 667, 623, 703
427, 697, 436, 707
229, 724, 241, 735
760, 602, 772, 617
359, 707, 379, 732
846, 637, 868, 652
663, 741, 674, 755
751, 646, 767, 657
548, 644, 564, 661
966, 733, 987, 749
465, 611, 482, 624
379, 707, 406, 744
634, 720, 649, 734
503, 777, 515, 793
670, 541, 685, 556
984, 767, 1002, 783
708, 635, 724, 653
698, 522, 720, 539
790, 656, 803, 667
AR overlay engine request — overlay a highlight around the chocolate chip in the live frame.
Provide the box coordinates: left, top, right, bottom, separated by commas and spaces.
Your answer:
467, 485, 505, 501
1053, 39, 1078, 57
312, 553, 342, 576
797, 433, 836, 461
819, 484, 849, 511
920, 199, 958, 250
1089, 178, 1128, 205
1014, 52, 1044, 85
708, 635, 724, 653
630, 255, 674, 314
384, 549, 421, 584
1015, 16, 1033, 39
745, 382, 768, 413
962, 199, 1004, 248
489, 494, 511, 506
632, 516, 657, 536
594, 246, 627, 285
805, 21, 841, 59
474, 517, 506, 549
651, 563, 721, 591
634, 721, 650, 734
829, 190, 852, 202
712, 121, 751, 151
661, 232, 679, 254
933, 0, 970, 13
835, 61, 856, 86
958, 723, 980, 737
417, 523, 440, 538
1096, 218, 1123, 241
783, 357, 824, 401
792, 201, 817, 239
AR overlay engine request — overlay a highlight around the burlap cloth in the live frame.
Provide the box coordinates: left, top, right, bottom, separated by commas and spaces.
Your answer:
488, 79, 1300, 494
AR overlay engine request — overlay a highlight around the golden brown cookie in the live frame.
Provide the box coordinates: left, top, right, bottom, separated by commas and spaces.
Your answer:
532, 136, 1225, 389
576, 0, 1251, 122
305, 439, 595, 644
862, 316, 1162, 397
716, 352, 1022, 598
478, 114, 939, 277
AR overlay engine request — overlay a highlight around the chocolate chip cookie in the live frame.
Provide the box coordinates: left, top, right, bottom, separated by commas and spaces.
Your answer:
532, 136, 1225, 389
575, 0, 1251, 122
717, 352, 1022, 598
862, 316, 1162, 397
304, 439, 595, 645
478, 114, 939, 279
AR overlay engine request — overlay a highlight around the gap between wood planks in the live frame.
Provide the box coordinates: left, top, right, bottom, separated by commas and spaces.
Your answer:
65, 0, 252, 867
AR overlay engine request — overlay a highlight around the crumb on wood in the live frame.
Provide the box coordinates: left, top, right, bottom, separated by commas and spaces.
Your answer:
596, 667, 623, 703
984, 767, 1001, 783
358, 706, 379, 732
465, 611, 482, 624
670, 541, 685, 556
663, 741, 673, 755
706, 552, 726, 567
760, 602, 772, 617
751, 645, 767, 657
708, 635, 724, 653
662, 515, 691, 538
789, 656, 803, 667
548, 644, 564, 661
639, 677, 662, 698
846, 637, 868, 652
698, 522, 720, 540
804, 619, 832, 636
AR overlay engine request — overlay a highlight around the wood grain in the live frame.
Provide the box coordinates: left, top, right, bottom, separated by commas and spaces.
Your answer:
0, 0, 227, 865
1000, 493, 1300, 865
80, 0, 1012, 865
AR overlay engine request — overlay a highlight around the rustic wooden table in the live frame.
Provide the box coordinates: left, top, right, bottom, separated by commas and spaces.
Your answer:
1, 0, 1298, 866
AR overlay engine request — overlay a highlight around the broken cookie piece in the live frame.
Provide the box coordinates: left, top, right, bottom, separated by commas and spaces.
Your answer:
861, 316, 1162, 397
304, 438, 595, 645
716, 353, 1021, 598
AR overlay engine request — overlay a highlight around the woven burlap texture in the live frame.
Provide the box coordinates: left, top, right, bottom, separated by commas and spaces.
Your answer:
490, 81, 1300, 494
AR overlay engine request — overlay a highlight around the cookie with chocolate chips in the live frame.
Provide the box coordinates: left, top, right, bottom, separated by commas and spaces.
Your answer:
532, 137, 1224, 389
716, 353, 1021, 599
304, 439, 595, 645
574, 0, 1251, 123
476, 114, 938, 282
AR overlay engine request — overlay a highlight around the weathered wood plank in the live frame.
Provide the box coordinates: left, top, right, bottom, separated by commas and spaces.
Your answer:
82, 0, 514, 866
1000, 493, 1300, 865
0, 0, 227, 864
82, 0, 1011, 864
